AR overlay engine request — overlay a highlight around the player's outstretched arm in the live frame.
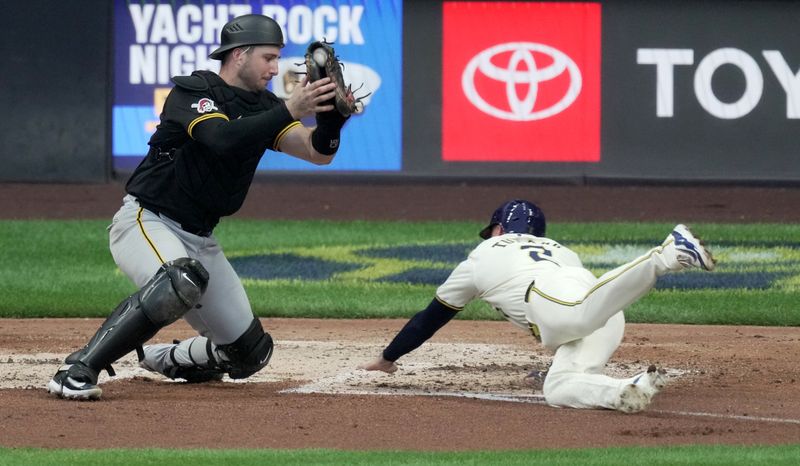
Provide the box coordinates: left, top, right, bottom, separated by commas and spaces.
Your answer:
357, 298, 459, 372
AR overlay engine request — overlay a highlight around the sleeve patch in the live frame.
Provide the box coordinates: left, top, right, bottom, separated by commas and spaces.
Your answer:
191, 98, 219, 114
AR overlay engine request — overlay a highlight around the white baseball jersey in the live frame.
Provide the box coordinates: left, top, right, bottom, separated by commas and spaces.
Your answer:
437, 233, 582, 336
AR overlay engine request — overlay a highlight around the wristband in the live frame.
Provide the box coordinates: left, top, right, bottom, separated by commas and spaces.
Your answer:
311, 125, 341, 155
311, 110, 349, 155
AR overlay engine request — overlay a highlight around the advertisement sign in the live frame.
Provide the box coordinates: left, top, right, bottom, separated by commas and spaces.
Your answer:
441, 2, 601, 162
602, 2, 800, 179
113, 0, 402, 172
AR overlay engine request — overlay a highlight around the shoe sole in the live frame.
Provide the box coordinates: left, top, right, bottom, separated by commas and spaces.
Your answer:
673, 224, 716, 271
47, 379, 102, 400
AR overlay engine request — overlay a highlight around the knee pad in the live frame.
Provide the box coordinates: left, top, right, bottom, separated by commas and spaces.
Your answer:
140, 257, 209, 326
218, 318, 274, 379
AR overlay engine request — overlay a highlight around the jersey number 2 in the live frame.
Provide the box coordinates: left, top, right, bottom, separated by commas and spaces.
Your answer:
521, 245, 556, 264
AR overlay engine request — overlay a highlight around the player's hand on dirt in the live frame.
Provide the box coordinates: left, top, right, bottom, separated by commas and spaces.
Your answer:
358, 356, 398, 374
523, 369, 547, 391
284, 75, 336, 119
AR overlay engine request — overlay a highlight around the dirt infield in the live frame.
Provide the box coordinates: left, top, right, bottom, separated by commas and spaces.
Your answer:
1, 181, 799, 450
1, 318, 799, 450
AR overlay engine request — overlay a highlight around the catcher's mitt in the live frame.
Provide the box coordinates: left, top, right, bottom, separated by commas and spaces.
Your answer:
304, 41, 357, 117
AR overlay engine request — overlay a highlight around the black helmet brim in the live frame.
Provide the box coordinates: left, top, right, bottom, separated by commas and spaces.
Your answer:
478, 223, 496, 240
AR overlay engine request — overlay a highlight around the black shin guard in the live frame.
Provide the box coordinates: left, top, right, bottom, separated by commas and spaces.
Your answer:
75, 297, 162, 374
69, 258, 209, 375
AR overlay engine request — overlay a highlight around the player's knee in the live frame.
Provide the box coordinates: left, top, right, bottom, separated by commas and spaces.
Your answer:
140, 257, 209, 326
573, 321, 599, 339
218, 318, 274, 379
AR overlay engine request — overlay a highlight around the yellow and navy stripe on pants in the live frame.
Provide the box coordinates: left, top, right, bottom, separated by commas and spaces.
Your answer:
136, 207, 166, 265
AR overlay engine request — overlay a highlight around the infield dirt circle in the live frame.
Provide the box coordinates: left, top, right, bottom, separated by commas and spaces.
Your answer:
1, 181, 799, 450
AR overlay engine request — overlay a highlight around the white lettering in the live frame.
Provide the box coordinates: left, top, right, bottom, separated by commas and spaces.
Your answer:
638, 47, 800, 119
157, 43, 170, 84
636, 48, 694, 117
338, 6, 364, 45
288, 6, 313, 44
170, 45, 195, 77
176, 5, 202, 43
762, 50, 800, 118
261, 5, 287, 40
130, 4, 252, 45
129, 4, 155, 44
694, 48, 762, 119
261, 4, 364, 45
129, 45, 155, 84
193, 46, 218, 72
314, 5, 338, 43
201, 5, 228, 44
129, 45, 220, 85
151, 4, 178, 43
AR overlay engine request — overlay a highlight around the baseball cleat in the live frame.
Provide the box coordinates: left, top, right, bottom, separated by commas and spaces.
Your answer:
523, 369, 547, 391
613, 365, 667, 414
669, 224, 716, 271
47, 364, 102, 400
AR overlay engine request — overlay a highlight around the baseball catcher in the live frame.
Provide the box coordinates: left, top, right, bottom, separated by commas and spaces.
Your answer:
47, 15, 354, 400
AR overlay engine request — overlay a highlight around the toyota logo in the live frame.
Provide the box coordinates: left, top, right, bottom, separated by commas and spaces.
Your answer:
461, 42, 582, 121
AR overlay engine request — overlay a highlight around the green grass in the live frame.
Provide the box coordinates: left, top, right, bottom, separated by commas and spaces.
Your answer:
0, 219, 798, 325
2, 444, 800, 466
1, 219, 799, 461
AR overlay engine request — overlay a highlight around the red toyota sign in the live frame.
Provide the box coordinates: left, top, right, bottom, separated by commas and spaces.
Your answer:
442, 2, 601, 162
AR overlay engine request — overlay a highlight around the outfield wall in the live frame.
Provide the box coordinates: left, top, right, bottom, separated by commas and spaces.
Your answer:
2, 0, 798, 183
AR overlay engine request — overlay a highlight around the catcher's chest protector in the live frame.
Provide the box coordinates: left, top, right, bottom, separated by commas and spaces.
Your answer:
170, 71, 287, 217
192, 70, 281, 120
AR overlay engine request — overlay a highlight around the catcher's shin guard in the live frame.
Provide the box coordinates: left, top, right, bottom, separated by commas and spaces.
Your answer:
68, 258, 209, 375
218, 318, 274, 379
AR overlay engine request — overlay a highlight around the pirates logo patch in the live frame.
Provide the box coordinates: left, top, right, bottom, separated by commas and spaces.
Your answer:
191, 98, 218, 114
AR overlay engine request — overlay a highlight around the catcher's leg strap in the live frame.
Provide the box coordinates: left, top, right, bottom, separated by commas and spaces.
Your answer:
69, 258, 209, 374
140, 338, 226, 383
218, 318, 274, 379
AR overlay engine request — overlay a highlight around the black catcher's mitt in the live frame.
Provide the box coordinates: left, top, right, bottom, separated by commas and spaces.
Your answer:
305, 41, 357, 117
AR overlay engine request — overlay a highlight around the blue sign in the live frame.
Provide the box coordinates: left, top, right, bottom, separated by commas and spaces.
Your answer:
113, 0, 402, 171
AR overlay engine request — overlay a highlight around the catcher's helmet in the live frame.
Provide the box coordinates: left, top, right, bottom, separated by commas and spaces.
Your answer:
479, 200, 546, 239
209, 14, 284, 60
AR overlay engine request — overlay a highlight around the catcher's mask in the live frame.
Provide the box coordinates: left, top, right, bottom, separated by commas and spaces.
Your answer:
479, 199, 546, 239
209, 14, 284, 60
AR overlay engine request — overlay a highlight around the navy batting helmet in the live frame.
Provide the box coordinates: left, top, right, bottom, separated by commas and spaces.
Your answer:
209, 14, 284, 60
479, 200, 546, 239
